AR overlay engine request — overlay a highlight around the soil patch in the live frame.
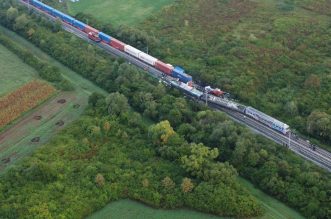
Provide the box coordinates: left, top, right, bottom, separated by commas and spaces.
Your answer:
31, 137, 40, 143
33, 115, 42, 120
57, 99, 66, 104
55, 120, 65, 126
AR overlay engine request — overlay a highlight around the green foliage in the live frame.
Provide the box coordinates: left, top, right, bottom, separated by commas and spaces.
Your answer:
106, 92, 129, 116
139, 0, 331, 146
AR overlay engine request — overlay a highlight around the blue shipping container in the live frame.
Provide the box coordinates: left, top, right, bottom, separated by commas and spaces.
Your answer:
62, 14, 75, 24
43, 5, 53, 14
73, 20, 86, 30
99, 32, 111, 43
172, 66, 192, 83
32, 0, 43, 8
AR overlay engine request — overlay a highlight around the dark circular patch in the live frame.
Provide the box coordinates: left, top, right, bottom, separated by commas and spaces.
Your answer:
55, 120, 64, 126
31, 137, 40, 143
57, 99, 66, 104
73, 104, 80, 109
33, 115, 42, 120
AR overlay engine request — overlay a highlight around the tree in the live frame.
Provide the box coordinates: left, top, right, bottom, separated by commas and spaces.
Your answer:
181, 177, 194, 193
88, 92, 105, 107
6, 7, 18, 22
106, 92, 129, 115
95, 173, 105, 187
304, 74, 320, 89
181, 143, 219, 177
14, 13, 28, 30
149, 120, 176, 145
307, 111, 331, 141
162, 176, 175, 190
142, 178, 149, 188
28, 203, 52, 219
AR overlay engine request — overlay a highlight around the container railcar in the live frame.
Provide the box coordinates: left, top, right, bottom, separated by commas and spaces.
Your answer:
124, 45, 142, 58
110, 38, 126, 51
172, 67, 192, 83
155, 61, 173, 75
138, 52, 158, 66
99, 32, 111, 43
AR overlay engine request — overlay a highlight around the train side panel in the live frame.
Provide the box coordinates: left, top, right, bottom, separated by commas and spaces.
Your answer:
99, 32, 111, 43
155, 61, 173, 75
73, 20, 86, 31
85, 25, 99, 34
124, 45, 142, 58
138, 52, 158, 66
109, 38, 126, 51
172, 66, 192, 83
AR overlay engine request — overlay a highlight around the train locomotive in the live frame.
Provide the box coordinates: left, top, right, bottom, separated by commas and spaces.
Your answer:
23, 0, 290, 135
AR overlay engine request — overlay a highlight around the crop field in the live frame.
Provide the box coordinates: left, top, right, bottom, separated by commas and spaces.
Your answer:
0, 26, 107, 173
0, 44, 39, 96
0, 80, 56, 129
67, 0, 175, 26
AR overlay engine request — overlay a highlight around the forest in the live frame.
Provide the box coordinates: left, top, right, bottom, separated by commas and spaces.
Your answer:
71, 0, 331, 147
0, 0, 330, 218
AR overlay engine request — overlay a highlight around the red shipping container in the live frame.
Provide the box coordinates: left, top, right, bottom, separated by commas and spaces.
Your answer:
155, 60, 173, 75
84, 25, 99, 34
110, 38, 126, 51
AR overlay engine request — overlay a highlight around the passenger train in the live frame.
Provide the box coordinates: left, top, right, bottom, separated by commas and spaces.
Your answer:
22, 0, 290, 135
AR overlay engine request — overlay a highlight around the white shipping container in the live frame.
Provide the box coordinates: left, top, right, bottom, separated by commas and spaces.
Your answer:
138, 52, 158, 66
124, 45, 141, 58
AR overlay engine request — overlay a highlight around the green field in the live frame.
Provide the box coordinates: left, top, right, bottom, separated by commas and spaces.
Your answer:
67, 0, 175, 26
88, 199, 222, 219
0, 44, 38, 96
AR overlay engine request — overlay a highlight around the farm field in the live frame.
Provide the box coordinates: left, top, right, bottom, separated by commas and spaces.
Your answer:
0, 25, 107, 173
67, 0, 175, 26
0, 43, 39, 96
0, 80, 56, 129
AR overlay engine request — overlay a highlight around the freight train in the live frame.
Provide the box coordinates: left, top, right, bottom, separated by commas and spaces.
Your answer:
22, 0, 290, 135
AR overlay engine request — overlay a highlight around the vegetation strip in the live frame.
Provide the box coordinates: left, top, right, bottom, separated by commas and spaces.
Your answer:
0, 80, 56, 129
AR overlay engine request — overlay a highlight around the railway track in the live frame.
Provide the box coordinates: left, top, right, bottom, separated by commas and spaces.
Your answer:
20, 0, 331, 172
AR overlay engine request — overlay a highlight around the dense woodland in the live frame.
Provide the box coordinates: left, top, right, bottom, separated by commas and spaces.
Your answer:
141, 0, 331, 146
0, 0, 330, 218
72, 0, 331, 147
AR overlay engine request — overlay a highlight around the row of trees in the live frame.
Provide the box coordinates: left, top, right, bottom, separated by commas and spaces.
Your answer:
0, 1, 329, 218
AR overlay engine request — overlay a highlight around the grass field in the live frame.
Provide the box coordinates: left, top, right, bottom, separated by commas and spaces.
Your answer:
0, 44, 38, 96
0, 25, 107, 173
88, 199, 222, 219
67, 0, 175, 26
